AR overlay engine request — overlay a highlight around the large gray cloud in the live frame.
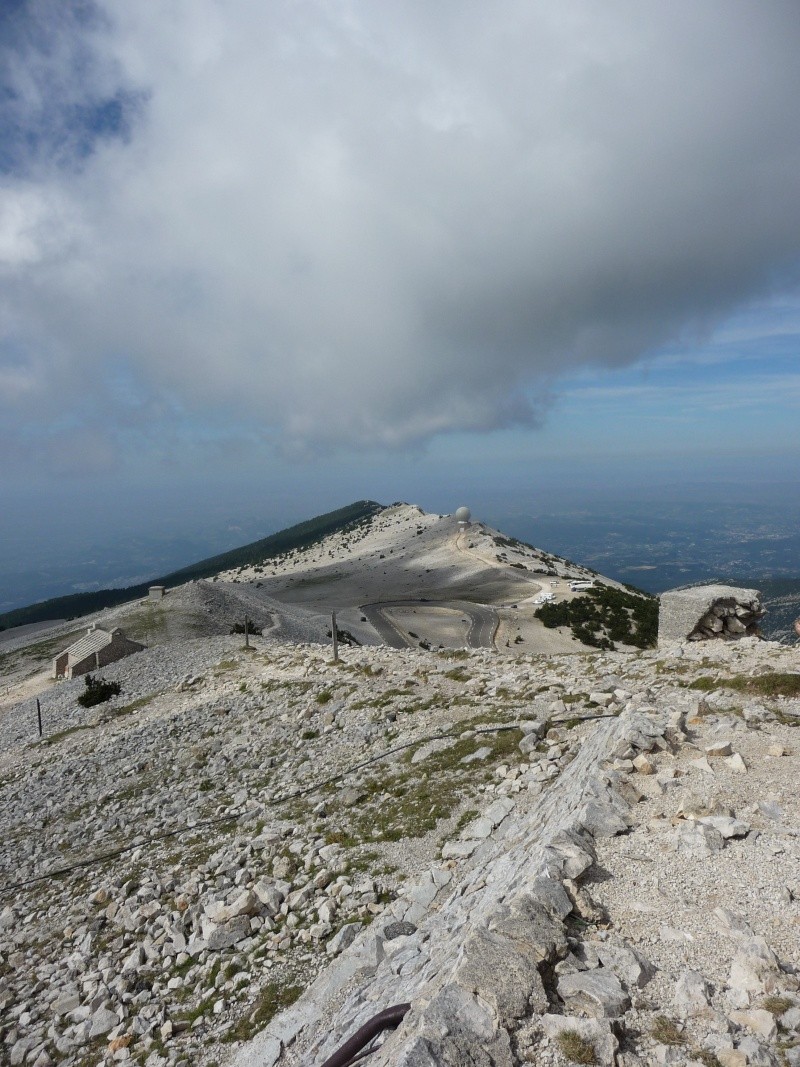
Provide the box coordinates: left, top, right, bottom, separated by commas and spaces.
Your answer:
2, 0, 800, 458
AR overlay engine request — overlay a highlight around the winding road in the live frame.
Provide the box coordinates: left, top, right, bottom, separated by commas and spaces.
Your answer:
361, 599, 497, 650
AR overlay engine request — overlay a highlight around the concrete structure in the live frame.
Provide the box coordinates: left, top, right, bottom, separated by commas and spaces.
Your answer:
658, 584, 763, 645
52, 625, 145, 680
148, 585, 166, 601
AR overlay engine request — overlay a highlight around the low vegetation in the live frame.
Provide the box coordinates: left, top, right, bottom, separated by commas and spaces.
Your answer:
535, 586, 657, 649
688, 672, 800, 698
223, 979, 303, 1043
650, 1016, 686, 1045
76, 674, 121, 708
554, 1029, 597, 1064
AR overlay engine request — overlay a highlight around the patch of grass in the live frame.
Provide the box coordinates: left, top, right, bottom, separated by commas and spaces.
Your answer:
554, 1029, 597, 1064
123, 604, 168, 641
176, 993, 216, 1024
688, 676, 719, 692
691, 1050, 722, 1067
689, 673, 800, 698
762, 995, 794, 1015
316, 690, 333, 704
116, 694, 156, 716
223, 980, 303, 1043
41, 723, 91, 745
444, 667, 471, 682
300, 729, 319, 740
651, 1016, 686, 1045
326, 725, 523, 847
215, 659, 238, 672
451, 809, 479, 836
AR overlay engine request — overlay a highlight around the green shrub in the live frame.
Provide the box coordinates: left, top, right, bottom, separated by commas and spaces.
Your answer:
230, 621, 263, 636
77, 674, 121, 707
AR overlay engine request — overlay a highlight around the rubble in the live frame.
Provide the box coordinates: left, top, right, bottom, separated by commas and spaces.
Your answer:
0, 610, 798, 1067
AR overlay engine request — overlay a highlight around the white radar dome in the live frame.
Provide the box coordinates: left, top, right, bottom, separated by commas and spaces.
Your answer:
455, 506, 471, 524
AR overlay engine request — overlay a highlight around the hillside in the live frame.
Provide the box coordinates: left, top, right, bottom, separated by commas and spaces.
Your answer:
0, 630, 798, 1067
0, 501, 383, 631
0, 506, 656, 688
0, 505, 796, 1067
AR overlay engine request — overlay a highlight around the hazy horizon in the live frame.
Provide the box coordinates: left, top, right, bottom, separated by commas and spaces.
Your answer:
2, 3, 799, 602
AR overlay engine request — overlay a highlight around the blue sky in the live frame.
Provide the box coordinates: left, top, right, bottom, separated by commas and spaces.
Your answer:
1, 2, 799, 596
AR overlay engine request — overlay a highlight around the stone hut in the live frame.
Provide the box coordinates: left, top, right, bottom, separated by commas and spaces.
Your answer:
148, 585, 166, 601
658, 584, 763, 646
53, 625, 145, 680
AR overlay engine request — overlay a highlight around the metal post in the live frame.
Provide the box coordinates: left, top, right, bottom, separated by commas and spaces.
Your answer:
36, 698, 43, 738
244, 615, 250, 649
331, 612, 339, 663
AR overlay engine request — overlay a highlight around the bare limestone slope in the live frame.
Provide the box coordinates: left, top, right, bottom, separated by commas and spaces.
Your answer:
1, 630, 798, 1067
0, 508, 795, 1067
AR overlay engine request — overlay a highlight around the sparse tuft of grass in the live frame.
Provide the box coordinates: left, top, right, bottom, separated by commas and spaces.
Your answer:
688, 676, 717, 692
554, 1029, 597, 1064
762, 994, 794, 1015
41, 724, 90, 745
316, 690, 333, 704
223, 980, 303, 1043
691, 1050, 722, 1067
651, 1016, 686, 1045
116, 694, 156, 716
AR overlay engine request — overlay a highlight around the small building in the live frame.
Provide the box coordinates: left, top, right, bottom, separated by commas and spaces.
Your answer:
148, 585, 166, 601
53, 625, 145, 680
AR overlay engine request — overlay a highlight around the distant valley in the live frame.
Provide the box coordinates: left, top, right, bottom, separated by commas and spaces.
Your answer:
1, 498, 798, 643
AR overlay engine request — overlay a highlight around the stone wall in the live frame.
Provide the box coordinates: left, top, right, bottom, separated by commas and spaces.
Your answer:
658, 584, 763, 645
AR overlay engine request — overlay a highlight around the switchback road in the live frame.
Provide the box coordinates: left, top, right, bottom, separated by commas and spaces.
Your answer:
361, 600, 497, 650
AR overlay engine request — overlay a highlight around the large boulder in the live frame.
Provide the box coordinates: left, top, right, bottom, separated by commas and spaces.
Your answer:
658, 585, 763, 645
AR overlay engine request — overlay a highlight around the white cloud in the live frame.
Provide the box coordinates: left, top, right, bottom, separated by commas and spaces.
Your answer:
2, 0, 800, 457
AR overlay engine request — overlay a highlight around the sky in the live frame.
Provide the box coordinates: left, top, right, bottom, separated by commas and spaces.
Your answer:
2, 1, 800, 600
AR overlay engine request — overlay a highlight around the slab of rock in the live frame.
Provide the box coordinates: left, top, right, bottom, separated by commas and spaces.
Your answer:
728, 937, 781, 1005
557, 969, 630, 1018
674, 969, 712, 1017
698, 815, 750, 839
729, 1009, 778, 1042
201, 914, 252, 951
658, 585, 763, 644
725, 753, 748, 774
326, 922, 362, 956
596, 939, 655, 990
89, 1006, 120, 1039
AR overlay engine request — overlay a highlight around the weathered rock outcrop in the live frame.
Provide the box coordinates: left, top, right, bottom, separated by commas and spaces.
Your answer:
658, 584, 764, 644
230, 710, 666, 1067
